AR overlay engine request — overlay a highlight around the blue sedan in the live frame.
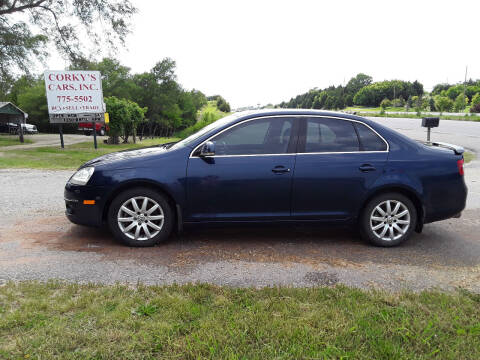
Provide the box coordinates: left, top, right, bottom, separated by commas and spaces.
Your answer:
64, 110, 467, 247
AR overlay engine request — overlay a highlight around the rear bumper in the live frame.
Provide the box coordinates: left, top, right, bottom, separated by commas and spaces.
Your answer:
64, 183, 108, 227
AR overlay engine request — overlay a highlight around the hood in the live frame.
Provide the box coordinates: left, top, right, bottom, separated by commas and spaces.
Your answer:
82, 144, 174, 169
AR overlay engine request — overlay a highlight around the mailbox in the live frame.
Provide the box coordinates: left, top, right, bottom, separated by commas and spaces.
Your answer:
422, 117, 439, 128
422, 117, 439, 143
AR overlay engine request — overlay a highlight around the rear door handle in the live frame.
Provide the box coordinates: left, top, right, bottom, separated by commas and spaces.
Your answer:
272, 165, 290, 174
359, 164, 376, 172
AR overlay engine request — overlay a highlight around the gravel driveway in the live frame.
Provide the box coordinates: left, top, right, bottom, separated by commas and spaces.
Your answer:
1, 118, 480, 292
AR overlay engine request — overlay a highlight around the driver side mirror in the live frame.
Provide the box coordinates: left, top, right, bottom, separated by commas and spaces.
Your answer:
199, 141, 215, 157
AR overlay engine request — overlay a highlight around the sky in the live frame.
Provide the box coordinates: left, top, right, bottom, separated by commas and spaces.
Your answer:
49, 0, 480, 108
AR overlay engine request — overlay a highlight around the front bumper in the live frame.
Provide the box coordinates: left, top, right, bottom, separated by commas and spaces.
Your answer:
64, 183, 108, 227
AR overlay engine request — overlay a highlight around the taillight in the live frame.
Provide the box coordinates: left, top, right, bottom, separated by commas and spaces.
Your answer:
457, 159, 464, 176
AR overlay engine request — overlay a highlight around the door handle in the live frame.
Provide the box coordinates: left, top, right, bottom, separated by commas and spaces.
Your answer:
359, 164, 376, 172
272, 166, 290, 174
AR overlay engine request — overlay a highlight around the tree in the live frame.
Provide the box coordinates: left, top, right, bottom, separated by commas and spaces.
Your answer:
453, 93, 467, 112
380, 98, 391, 110
445, 85, 463, 100
345, 73, 372, 95
471, 93, 480, 113
353, 80, 424, 107
16, 78, 49, 131
105, 96, 146, 143
216, 96, 231, 112
434, 95, 454, 114
0, 0, 136, 82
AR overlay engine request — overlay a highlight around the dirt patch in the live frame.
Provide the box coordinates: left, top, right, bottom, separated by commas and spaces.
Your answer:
2, 210, 480, 271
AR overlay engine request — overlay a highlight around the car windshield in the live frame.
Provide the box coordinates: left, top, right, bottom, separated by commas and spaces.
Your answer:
170, 112, 243, 149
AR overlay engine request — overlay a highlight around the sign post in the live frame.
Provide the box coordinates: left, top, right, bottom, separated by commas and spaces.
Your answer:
92, 121, 97, 149
44, 70, 105, 148
59, 123, 64, 149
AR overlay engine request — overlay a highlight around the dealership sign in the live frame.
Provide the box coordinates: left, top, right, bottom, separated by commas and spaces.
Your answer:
44, 70, 105, 123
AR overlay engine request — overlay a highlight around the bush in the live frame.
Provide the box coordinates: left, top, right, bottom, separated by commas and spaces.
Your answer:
454, 94, 468, 112
470, 98, 480, 113
434, 95, 454, 114
471, 93, 480, 108
380, 98, 391, 109
392, 97, 405, 107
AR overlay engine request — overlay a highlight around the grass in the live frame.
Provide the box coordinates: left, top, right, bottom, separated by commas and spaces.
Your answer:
0, 137, 179, 170
464, 151, 475, 163
0, 135, 33, 147
0, 281, 479, 359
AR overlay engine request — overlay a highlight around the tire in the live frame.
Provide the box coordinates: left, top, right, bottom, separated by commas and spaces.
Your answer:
107, 187, 174, 247
359, 192, 417, 247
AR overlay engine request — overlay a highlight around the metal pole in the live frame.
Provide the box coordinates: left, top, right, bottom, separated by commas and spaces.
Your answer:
18, 114, 25, 143
59, 123, 64, 149
427, 127, 431, 143
92, 121, 97, 149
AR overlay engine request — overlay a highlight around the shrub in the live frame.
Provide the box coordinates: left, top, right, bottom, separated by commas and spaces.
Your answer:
470, 101, 480, 113
434, 95, 454, 114
380, 98, 391, 109
454, 94, 468, 112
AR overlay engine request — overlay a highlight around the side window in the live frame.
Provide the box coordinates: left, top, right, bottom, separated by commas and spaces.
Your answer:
211, 117, 294, 155
304, 118, 359, 152
355, 123, 387, 151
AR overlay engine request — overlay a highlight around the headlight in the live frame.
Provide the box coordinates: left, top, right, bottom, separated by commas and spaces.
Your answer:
69, 167, 95, 185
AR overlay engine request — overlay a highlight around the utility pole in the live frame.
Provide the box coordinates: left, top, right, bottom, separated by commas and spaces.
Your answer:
463, 65, 468, 107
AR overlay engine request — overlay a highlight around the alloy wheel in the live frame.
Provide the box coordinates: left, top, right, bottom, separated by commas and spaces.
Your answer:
117, 196, 165, 241
370, 200, 410, 241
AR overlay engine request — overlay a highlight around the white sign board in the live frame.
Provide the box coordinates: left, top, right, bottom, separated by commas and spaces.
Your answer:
44, 70, 104, 122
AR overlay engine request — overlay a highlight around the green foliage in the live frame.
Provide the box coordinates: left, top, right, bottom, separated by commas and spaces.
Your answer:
207, 95, 231, 112
353, 80, 423, 107
434, 95, 454, 114
472, 93, 480, 106
445, 85, 464, 100
15, 79, 49, 132
391, 97, 405, 107
176, 101, 227, 139
454, 94, 468, 112
280, 73, 372, 111
105, 96, 146, 142
431, 83, 452, 95
345, 73, 373, 95
380, 98, 391, 109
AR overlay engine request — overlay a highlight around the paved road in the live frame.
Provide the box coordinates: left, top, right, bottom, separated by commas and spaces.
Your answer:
0, 118, 479, 292
0, 133, 106, 150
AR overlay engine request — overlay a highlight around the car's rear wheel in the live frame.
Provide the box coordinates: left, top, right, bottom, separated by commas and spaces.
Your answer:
360, 193, 417, 247
107, 187, 174, 247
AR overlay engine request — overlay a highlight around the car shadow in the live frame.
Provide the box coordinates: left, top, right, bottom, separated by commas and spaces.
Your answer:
8, 211, 480, 269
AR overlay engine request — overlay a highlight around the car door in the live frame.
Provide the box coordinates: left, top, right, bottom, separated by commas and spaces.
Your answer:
186, 116, 298, 221
292, 116, 388, 220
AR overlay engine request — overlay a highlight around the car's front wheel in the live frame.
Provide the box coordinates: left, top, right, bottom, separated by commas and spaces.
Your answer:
360, 193, 417, 247
107, 187, 174, 247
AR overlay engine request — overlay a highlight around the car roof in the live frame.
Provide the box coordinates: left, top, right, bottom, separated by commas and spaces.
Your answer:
233, 108, 367, 123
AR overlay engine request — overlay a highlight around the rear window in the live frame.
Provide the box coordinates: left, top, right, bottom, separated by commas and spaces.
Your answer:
305, 118, 359, 152
355, 123, 387, 151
